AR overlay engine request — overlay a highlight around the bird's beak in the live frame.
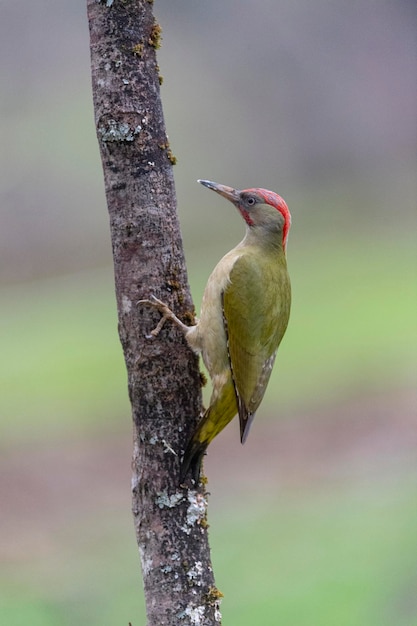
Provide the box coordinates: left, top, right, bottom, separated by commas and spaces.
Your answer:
198, 179, 239, 205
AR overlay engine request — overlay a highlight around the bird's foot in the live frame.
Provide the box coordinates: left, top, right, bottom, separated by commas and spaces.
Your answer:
138, 295, 189, 337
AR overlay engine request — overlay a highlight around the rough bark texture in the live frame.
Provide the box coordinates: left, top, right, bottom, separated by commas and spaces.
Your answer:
87, 2, 221, 624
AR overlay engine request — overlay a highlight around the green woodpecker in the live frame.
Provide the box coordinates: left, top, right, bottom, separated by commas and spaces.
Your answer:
141, 180, 291, 482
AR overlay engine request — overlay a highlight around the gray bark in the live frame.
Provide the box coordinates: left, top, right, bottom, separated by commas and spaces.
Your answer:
87, 1, 222, 624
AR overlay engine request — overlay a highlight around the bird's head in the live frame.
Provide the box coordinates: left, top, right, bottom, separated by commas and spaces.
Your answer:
198, 179, 291, 250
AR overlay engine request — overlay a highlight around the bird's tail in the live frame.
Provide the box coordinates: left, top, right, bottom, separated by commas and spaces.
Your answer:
179, 437, 208, 484
180, 379, 238, 484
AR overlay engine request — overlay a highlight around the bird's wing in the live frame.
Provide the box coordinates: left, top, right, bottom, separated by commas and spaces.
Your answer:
222, 252, 289, 442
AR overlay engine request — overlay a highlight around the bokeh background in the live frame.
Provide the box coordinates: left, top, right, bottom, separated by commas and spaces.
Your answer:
1, 1, 416, 624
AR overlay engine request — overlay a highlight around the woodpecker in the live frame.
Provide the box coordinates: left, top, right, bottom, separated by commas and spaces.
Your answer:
140, 180, 291, 482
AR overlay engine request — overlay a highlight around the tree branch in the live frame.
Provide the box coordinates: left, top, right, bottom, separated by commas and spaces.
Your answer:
87, 1, 221, 623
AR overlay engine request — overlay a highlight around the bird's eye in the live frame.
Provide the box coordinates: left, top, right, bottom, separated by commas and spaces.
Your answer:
246, 196, 256, 207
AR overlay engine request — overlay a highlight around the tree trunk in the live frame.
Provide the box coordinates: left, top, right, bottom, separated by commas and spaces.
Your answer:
87, 2, 221, 624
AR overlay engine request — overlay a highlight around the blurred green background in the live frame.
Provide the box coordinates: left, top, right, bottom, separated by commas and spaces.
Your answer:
1, 1, 416, 625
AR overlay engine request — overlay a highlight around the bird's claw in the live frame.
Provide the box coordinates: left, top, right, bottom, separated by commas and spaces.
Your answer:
136, 294, 166, 308
138, 295, 170, 315
138, 294, 189, 337
138, 295, 174, 338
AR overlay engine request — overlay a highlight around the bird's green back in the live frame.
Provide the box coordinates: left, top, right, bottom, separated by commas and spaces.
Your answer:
223, 245, 291, 417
